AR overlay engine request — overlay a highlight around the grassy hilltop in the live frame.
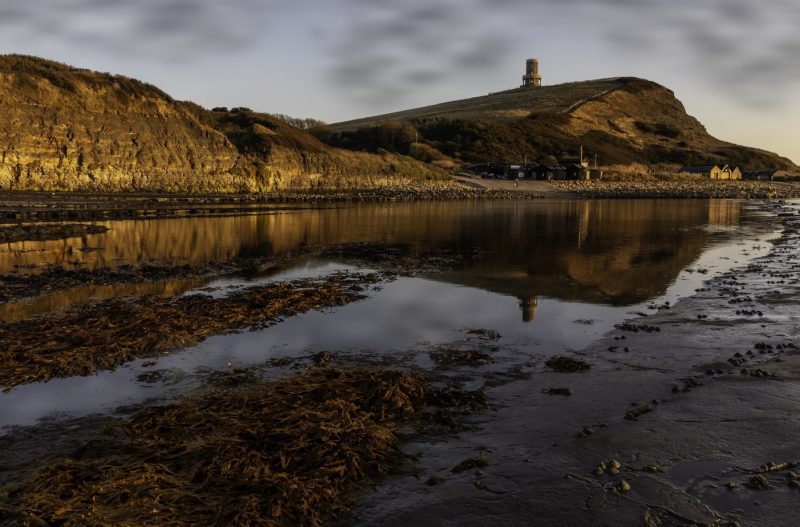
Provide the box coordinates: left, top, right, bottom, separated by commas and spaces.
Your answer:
326, 78, 798, 171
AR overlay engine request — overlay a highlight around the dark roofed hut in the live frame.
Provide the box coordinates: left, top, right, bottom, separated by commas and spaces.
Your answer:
535, 165, 567, 181
565, 164, 590, 180
680, 165, 722, 179
742, 170, 777, 181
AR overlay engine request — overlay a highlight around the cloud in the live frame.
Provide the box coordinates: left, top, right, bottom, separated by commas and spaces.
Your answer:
326, 0, 514, 105
325, 0, 800, 108
2, 0, 800, 109
0, 0, 278, 60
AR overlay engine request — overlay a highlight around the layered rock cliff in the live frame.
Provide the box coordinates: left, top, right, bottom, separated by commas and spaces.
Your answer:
0, 55, 444, 192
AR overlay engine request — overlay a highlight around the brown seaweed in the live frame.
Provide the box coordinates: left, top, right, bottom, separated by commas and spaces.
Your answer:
3, 368, 473, 526
0, 273, 381, 389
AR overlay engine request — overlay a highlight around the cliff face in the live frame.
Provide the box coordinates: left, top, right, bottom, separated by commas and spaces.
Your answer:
0, 55, 444, 192
329, 78, 798, 171
0, 56, 244, 192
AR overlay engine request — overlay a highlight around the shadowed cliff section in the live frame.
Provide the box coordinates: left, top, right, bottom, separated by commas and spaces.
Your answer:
327, 78, 798, 171
0, 55, 446, 192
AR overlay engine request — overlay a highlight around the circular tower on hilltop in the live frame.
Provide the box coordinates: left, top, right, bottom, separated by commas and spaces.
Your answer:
521, 58, 542, 88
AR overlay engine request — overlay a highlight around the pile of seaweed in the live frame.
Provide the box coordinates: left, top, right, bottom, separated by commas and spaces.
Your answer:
0, 272, 381, 389
2, 367, 478, 526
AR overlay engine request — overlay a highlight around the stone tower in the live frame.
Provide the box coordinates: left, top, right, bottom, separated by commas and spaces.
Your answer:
521, 58, 542, 88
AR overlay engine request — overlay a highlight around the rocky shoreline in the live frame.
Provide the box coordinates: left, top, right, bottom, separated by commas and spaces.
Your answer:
0, 183, 543, 223
554, 180, 800, 199
3, 180, 799, 228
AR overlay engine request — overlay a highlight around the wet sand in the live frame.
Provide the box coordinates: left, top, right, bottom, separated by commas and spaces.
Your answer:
345, 201, 800, 526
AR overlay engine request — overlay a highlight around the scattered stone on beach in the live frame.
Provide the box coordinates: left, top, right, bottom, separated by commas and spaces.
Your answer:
577, 426, 595, 438
463, 328, 502, 340
759, 461, 793, 473
741, 368, 778, 379
425, 475, 447, 486
643, 463, 665, 474
617, 480, 632, 493
593, 462, 607, 476
673, 377, 703, 394
576, 423, 609, 439
452, 454, 490, 474
615, 322, 660, 333
625, 403, 654, 421
593, 459, 623, 478
545, 356, 591, 373
748, 474, 771, 490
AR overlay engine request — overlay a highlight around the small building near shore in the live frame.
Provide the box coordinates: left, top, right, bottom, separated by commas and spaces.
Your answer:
565, 163, 590, 180
680, 165, 723, 179
742, 170, 777, 181
535, 164, 567, 180
680, 164, 742, 180
463, 162, 539, 179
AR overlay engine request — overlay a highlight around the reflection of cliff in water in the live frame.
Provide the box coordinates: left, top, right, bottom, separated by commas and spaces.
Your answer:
431, 199, 741, 309
0, 200, 740, 308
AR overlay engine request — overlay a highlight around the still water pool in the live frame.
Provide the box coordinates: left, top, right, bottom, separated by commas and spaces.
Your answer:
0, 199, 779, 429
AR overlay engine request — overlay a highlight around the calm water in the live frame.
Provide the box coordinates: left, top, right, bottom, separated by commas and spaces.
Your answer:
0, 199, 779, 429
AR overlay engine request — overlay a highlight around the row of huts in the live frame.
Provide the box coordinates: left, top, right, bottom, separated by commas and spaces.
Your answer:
464, 162, 779, 182
680, 165, 778, 181
463, 162, 600, 181
680, 165, 742, 180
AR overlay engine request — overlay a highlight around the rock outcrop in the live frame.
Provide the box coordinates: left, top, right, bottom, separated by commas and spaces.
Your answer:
0, 55, 445, 192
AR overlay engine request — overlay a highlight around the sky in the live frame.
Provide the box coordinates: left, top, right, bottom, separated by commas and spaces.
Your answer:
1, 0, 799, 164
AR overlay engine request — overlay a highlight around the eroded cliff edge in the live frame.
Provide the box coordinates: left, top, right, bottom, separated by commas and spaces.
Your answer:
0, 55, 445, 192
